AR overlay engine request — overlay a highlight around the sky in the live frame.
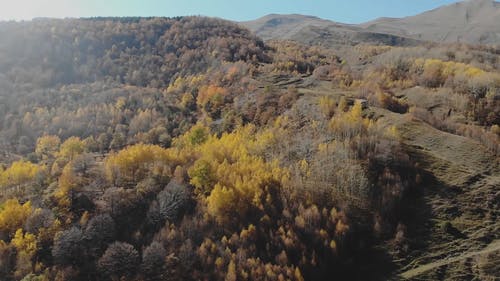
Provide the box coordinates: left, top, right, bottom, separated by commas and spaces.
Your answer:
0, 0, 465, 23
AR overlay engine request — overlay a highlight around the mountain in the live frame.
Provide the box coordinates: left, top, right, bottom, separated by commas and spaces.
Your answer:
241, 0, 500, 46
363, 0, 500, 44
240, 14, 334, 40
241, 14, 421, 46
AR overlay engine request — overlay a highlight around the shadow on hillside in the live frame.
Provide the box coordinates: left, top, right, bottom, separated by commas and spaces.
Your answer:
386, 145, 465, 278
346, 164, 443, 280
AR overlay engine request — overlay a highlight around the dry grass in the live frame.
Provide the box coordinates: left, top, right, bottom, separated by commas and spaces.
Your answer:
372, 107, 499, 280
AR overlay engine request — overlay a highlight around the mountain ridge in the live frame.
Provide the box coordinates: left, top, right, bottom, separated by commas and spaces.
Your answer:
241, 0, 500, 45
241, 14, 420, 47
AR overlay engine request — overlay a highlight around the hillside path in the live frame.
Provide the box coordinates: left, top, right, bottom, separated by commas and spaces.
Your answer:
400, 240, 500, 279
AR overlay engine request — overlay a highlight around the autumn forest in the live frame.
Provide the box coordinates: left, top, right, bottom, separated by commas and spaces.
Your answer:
0, 15, 498, 281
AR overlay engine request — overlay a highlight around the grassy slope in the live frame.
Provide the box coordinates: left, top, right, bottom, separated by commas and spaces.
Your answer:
376, 109, 499, 280
286, 76, 499, 279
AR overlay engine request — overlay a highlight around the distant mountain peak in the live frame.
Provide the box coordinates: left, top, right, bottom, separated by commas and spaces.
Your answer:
242, 0, 500, 46
450, 0, 500, 11
262, 14, 321, 19
464, 0, 496, 4
454, 0, 498, 9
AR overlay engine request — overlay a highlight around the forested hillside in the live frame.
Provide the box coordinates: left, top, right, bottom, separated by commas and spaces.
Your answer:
0, 16, 498, 281
0, 17, 269, 155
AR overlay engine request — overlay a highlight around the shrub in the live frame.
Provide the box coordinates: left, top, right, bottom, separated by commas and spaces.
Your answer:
98, 242, 139, 280
376, 92, 409, 113
52, 227, 84, 266
84, 214, 116, 257
141, 241, 167, 280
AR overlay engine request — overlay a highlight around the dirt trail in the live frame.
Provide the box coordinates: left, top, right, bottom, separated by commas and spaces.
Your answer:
400, 240, 500, 279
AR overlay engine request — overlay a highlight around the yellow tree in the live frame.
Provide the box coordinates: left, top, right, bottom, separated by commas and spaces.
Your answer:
318, 96, 336, 118
11, 228, 37, 279
35, 135, 61, 160
58, 137, 86, 161
188, 159, 215, 196
0, 160, 43, 188
328, 100, 373, 140
173, 123, 210, 148
225, 260, 237, 281
181, 125, 287, 224
54, 161, 81, 214
0, 199, 32, 238
105, 144, 178, 186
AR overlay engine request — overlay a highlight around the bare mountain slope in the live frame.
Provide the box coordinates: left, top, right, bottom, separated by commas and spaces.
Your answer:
241, 14, 421, 46
363, 0, 500, 44
242, 0, 500, 46
241, 14, 335, 40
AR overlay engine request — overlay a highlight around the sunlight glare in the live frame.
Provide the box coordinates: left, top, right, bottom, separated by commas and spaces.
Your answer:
0, 0, 83, 20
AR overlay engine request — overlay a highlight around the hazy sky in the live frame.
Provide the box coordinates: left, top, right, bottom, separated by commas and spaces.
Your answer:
0, 0, 464, 23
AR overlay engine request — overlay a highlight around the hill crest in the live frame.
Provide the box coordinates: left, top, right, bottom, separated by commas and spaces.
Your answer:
242, 0, 500, 45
